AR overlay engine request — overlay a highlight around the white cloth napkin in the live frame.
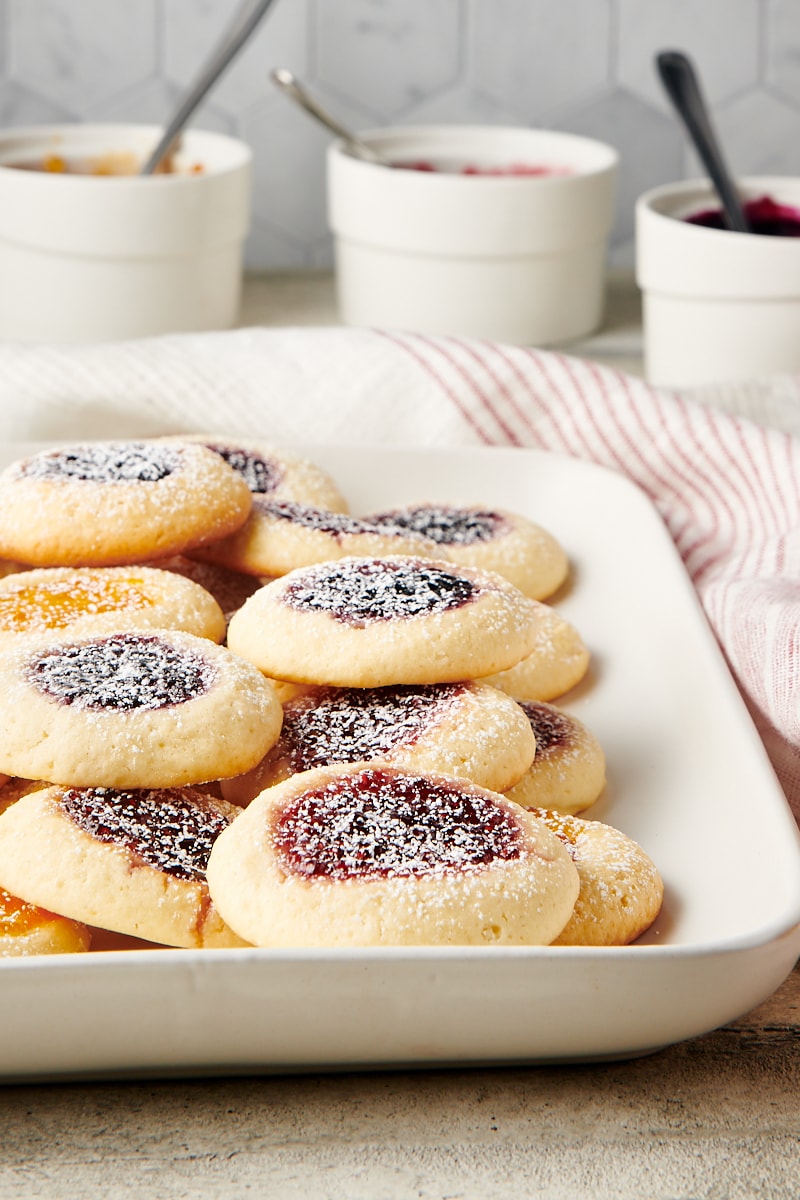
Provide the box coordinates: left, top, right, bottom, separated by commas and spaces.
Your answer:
0, 325, 797, 821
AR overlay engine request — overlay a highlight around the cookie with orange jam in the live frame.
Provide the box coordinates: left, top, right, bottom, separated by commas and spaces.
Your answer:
364, 502, 568, 600
0, 784, 248, 949
0, 884, 91, 957
0, 565, 226, 650
226, 556, 540, 687
222, 680, 536, 806
0, 629, 283, 787
529, 808, 664, 946
207, 764, 579, 948
0, 440, 252, 567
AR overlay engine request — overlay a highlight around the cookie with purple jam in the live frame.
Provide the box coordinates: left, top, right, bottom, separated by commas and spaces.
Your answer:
504, 701, 606, 815
480, 600, 590, 701
528, 809, 664, 946
0, 784, 248, 949
191, 498, 444, 578
207, 764, 579, 947
222, 680, 536, 806
0, 565, 227, 650
364, 502, 568, 601
0, 629, 283, 787
226, 555, 540, 687
161, 435, 349, 511
0, 440, 252, 567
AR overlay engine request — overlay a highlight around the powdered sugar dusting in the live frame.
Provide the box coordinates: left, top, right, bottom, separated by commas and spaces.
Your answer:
25, 632, 216, 711
369, 505, 509, 546
205, 444, 283, 494
273, 767, 523, 880
17, 443, 182, 484
282, 558, 477, 626
59, 786, 233, 880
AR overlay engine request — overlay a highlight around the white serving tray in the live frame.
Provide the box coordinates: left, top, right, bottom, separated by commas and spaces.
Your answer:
1, 442, 799, 1079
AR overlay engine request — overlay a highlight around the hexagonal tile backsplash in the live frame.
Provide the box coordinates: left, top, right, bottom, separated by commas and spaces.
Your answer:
1, 0, 797, 270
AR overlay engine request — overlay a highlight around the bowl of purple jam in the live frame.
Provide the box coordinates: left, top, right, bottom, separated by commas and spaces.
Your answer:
636, 177, 800, 388
327, 125, 618, 346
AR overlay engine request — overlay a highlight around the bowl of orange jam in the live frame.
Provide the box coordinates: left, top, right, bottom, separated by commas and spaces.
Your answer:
0, 124, 252, 344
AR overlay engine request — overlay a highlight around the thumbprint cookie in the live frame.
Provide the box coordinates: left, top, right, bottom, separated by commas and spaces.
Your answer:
0, 440, 252, 567
0, 785, 249, 949
226, 556, 540, 687
0, 629, 283, 787
364, 503, 568, 600
0, 565, 226, 650
207, 764, 579, 948
505, 701, 606, 815
0, 885, 91, 957
480, 601, 590, 701
529, 809, 664, 946
191, 499, 443, 578
222, 680, 536, 806
162, 435, 349, 511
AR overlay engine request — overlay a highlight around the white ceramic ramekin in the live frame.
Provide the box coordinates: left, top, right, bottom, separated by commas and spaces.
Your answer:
327, 125, 618, 346
637, 177, 800, 388
0, 124, 252, 344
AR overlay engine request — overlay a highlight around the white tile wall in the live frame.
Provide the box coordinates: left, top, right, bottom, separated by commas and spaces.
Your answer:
0, 0, 797, 271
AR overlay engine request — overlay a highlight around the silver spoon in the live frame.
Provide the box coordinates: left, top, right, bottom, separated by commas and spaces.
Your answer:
271, 68, 390, 166
141, 0, 278, 175
656, 49, 750, 233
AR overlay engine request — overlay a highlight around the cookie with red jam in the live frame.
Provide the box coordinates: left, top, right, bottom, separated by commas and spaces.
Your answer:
0, 565, 227, 650
222, 680, 536, 806
504, 701, 606, 815
0, 629, 283, 787
207, 764, 580, 947
0, 440, 252, 567
226, 555, 540, 687
480, 600, 590, 701
191, 498, 443, 578
0, 784, 248, 949
528, 809, 664, 946
364, 502, 568, 600
161, 435, 349, 511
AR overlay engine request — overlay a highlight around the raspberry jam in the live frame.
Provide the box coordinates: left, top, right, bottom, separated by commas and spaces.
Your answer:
369, 505, 508, 546
26, 632, 215, 711
273, 767, 523, 880
256, 498, 385, 535
59, 787, 231, 880
206, 444, 283, 494
279, 684, 464, 771
282, 558, 476, 626
686, 194, 800, 236
19, 442, 181, 484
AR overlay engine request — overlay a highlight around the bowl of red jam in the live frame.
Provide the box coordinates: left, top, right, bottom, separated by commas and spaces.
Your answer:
636, 177, 800, 388
0, 123, 252, 344
327, 125, 618, 346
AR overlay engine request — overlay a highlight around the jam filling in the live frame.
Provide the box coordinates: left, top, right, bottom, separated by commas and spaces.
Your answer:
520, 701, 573, 754
207, 444, 283, 494
280, 684, 465, 771
255, 498, 402, 537
19, 442, 181, 484
282, 559, 477, 625
273, 767, 523, 880
369, 505, 508, 545
0, 576, 152, 633
0, 885, 55, 934
59, 787, 231, 880
26, 633, 215, 711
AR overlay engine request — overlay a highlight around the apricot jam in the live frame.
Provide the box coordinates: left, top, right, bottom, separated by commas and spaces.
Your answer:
0, 576, 153, 633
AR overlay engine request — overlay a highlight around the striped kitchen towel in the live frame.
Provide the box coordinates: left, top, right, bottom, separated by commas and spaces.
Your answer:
0, 324, 797, 818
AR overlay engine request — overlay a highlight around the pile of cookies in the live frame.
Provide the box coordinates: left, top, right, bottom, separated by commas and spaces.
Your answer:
0, 435, 663, 956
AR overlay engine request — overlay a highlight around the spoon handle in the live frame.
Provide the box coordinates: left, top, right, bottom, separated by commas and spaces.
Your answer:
141, 0, 278, 175
656, 50, 750, 233
271, 68, 388, 165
